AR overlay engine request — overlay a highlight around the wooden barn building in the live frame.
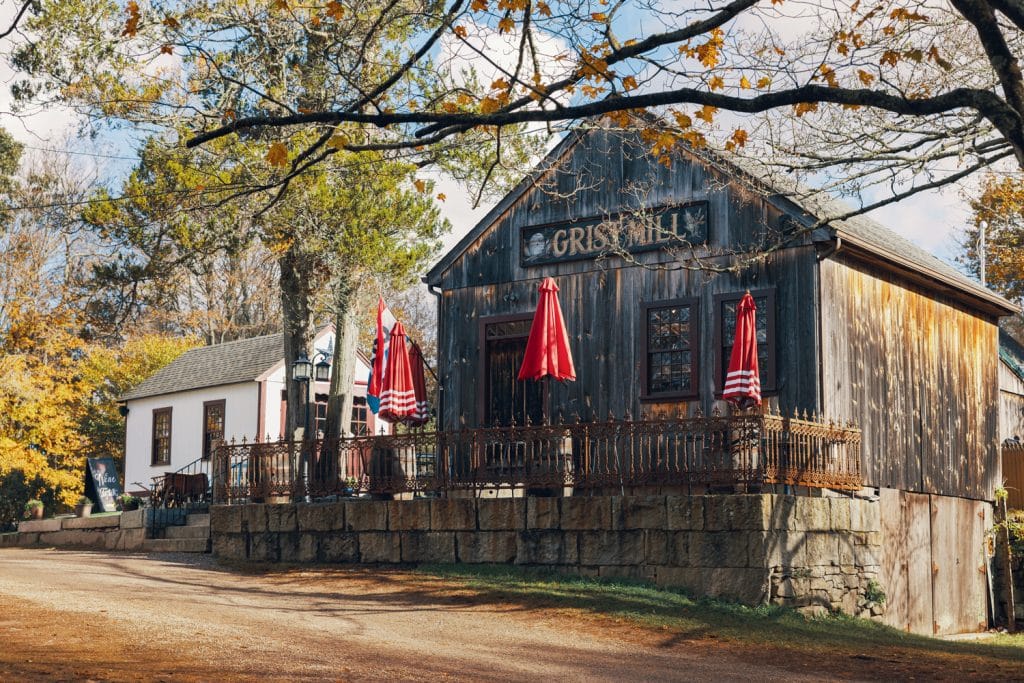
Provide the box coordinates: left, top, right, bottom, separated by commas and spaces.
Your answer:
424, 123, 1016, 634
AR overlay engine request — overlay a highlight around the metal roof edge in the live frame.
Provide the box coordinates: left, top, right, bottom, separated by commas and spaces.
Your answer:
119, 378, 257, 403
833, 229, 1017, 316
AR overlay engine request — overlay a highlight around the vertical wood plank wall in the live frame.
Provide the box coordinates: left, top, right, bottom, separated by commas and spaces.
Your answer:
436, 128, 821, 429
1000, 361, 1024, 441
819, 255, 1000, 500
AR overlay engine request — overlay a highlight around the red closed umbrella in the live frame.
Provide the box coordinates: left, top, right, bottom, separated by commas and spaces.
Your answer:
378, 321, 417, 422
404, 342, 431, 427
722, 291, 762, 408
518, 277, 576, 382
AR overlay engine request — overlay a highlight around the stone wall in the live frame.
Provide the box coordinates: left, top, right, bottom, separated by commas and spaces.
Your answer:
211, 494, 884, 617
0, 510, 146, 551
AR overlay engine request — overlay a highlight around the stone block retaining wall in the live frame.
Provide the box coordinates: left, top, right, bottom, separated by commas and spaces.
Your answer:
211, 494, 884, 617
0, 510, 146, 551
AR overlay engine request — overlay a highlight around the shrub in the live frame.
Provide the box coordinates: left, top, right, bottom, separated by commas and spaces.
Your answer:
23, 499, 44, 518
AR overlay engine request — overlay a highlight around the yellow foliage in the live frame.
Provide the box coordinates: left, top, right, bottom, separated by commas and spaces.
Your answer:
708, 75, 725, 91
880, 50, 900, 66
739, 75, 751, 89
695, 104, 717, 123
818, 65, 839, 87
266, 141, 289, 168
672, 111, 692, 129
793, 102, 819, 116
122, 1, 141, 37
325, 1, 345, 20
696, 29, 724, 68
622, 75, 638, 91
498, 17, 514, 33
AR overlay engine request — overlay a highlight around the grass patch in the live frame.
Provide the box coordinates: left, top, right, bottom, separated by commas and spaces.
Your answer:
416, 564, 1024, 666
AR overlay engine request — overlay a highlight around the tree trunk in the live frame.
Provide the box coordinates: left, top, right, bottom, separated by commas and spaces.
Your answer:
279, 249, 314, 440
324, 273, 360, 441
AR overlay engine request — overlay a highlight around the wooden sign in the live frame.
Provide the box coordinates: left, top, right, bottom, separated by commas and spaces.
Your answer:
520, 202, 709, 267
85, 457, 123, 513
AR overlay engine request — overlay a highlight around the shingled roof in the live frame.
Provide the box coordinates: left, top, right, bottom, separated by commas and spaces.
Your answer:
120, 333, 284, 401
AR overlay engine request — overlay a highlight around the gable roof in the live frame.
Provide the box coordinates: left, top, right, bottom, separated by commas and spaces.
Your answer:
120, 327, 372, 402
120, 333, 285, 401
425, 124, 1014, 315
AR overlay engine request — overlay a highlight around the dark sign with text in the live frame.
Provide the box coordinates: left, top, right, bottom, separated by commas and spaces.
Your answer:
85, 457, 123, 513
519, 202, 709, 267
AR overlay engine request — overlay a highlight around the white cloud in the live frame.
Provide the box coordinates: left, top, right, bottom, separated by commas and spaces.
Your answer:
437, 19, 569, 97
866, 182, 974, 268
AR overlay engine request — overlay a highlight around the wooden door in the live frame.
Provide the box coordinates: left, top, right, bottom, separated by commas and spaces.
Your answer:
202, 400, 225, 460
482, 318, 545, 427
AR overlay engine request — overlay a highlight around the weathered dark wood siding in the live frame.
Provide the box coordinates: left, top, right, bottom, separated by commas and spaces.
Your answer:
820, 254, 1000, 500
435, 126, 1001, 501
1000, 361, 1024, 441
436, 128, 821, 428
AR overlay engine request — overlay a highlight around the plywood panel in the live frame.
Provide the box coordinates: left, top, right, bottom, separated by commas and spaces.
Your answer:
930, 494, 958, 635
878, 488, 910, 631
959, 499, 990, 633
905, 492, 933, 634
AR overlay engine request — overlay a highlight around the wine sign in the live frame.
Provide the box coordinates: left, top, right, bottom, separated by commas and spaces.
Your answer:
85, 457, 123, 513
520, 202, 709, 267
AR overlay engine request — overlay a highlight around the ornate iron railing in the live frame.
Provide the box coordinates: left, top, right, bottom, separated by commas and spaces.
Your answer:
211, 409, 862, 503
148, 456, 211, 537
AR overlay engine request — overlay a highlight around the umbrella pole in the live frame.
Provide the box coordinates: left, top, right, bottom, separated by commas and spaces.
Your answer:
612, 416, 625, 497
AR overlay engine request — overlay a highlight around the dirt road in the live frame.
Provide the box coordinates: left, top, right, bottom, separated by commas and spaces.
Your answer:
0, 548, 821, 682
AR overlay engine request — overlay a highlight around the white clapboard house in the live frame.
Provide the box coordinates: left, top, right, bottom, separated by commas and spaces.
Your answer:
120, 326, 387, 495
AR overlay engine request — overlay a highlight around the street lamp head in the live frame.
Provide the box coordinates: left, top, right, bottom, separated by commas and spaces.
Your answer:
314, 357, 331, 382
293, 352, 312, 381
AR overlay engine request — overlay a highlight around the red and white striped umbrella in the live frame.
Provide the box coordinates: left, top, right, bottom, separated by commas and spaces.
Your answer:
404, 342, 431, 427
378, 321, 417, 422
517, 277, 576, 382
722, 291, 762, 408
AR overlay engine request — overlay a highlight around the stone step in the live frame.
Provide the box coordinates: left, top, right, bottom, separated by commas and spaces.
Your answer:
141, 537, 211, 553
164, 524, 211, 540
185, 513, 210, 527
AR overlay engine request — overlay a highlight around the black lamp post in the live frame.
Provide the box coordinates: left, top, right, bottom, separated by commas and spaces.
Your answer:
292, 351, 331, 435
292, 350, 331, 500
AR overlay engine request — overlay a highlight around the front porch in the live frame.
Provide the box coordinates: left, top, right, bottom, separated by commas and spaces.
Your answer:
210, 409, 862, 504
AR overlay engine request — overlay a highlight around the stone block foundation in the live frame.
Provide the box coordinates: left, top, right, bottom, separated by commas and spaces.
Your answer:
211, 494, 884, 619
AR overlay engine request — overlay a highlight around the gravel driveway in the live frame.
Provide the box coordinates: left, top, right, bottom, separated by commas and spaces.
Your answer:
0, 547, 824, 682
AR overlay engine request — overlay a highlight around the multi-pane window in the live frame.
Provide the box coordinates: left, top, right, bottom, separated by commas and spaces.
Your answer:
717, 289, 775, 393
641, 299, 699, 399
350, 396, 369, 436
202, 400, 225, 460
152, 408, 172, 466
313, 393, 329, 437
